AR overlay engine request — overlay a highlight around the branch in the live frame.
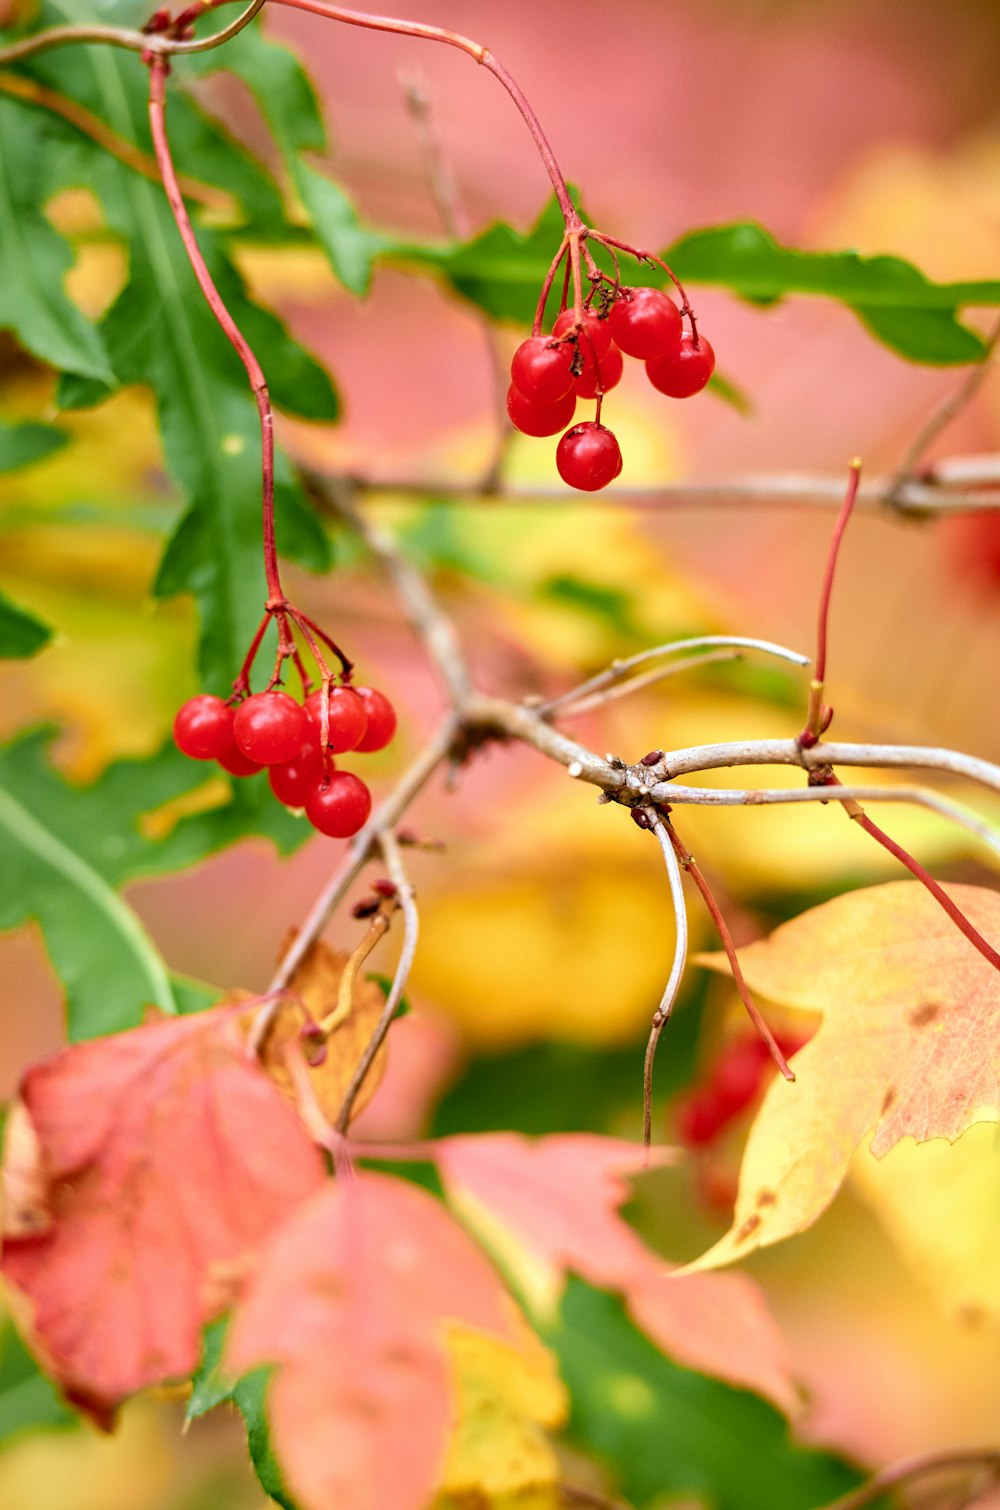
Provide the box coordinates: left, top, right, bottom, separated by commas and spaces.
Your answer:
642, 811, 690, 1148
334, 830, 418, 1131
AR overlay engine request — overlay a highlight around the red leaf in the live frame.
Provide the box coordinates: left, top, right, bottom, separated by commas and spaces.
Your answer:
1, 1007, 326, 1424
436, 1133, 798, 1414
227, 1171, 520, 1510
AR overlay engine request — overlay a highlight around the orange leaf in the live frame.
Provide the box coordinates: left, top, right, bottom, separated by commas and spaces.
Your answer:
227, 1171, 521, 1510
0, 1007, 327, 1424
688, 880, 1000, 1270
436, 1133, 798, 1414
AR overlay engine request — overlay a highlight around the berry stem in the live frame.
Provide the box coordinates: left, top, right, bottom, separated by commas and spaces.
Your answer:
589, 233, 698, 342
801, 457, 862, 743
147, 54, 283, 604
663, 816, 794, 1081
532, 236, 569, 335
264, 0, 580, 230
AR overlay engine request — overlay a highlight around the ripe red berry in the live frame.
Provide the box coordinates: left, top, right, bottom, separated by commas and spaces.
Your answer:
173, 695, 236, 761
268, 738, 328, 807
510, 336, 575, 403
645, 333, 716, 398
304, 686, 369, 753
574, 342, 624, 399
608, 286, 683, 359
217, 744, 264, 777
353, 686, 397, 752
506, 383, 576, 438
305, 772, 373, 838
555, 422, 623, 492
552, 307, 612, 360
233, 691, 308, 765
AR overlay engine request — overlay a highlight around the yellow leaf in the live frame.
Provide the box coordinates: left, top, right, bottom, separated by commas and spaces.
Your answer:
685, 881, 1000, 1271
435, 1323, 567, 1505
852, 1123, 1000, 1327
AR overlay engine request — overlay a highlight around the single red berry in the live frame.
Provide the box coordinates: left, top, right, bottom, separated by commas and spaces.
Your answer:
574, 342, 624, 399
711, 1037, 771, 1119
233, 691, 308, 765
353, 686, 397, 752
173, 695, 236, 761
506, 383, 576, 438
645, 333, 716, 398
675, 1091, 728, 1149
555, 422, 623, 492
608, 286, 683, 359
217, 744, 263, 777
306, 772, 373, 838
552, 307, 613, 360
510, 336, 575, 403
268, 737, 328, 808
304, 686, 369, 753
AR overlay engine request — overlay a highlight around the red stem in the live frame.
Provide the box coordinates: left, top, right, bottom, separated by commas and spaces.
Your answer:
814, 458, 862, 690
665, 819, 794, 1080
265, 0, 580, 230
147, 55, 283, 603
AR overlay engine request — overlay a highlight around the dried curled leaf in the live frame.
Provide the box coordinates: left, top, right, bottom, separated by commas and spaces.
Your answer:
1, 1007, 326, 1424
688, 880, 1000, 1271
250, 937, 389, 1124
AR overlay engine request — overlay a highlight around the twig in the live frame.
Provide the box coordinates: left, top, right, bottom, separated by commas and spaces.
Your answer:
334, 830, 418, 1131
660, 781, 1000, 861
664, 817, 793, 1080
553, 649, 742, 717
539, 634, 810, 719
642, 812, 690, 1148
802, 459, 861, 742
0, 0, 265, 64
889, 317, 1000, 501
818, 1448, 1000, 1510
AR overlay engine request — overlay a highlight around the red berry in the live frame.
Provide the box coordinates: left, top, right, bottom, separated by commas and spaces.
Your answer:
217, 744, 263, 777
552, 307, 612, 360
173, 695, 236, 761
574, 342, 624, 399
506, 383, 576, 438
510, 336, 575, 403
233, 691, 308, 765
645, 334, 715, 398
555, 422, 623, 492
269, 738, 328, 807
304, 686, 369, 753
609, 286, 683, 359
306, 772, 373, 838
353, 686, 397, 752
675, 1091, 727, 1149
711, 1037, 770, 1119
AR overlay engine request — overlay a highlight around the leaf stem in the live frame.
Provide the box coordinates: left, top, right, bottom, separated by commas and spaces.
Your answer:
801, 457, 862, 743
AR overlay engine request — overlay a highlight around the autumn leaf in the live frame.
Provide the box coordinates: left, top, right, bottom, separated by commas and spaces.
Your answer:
687, 880, 1000, 1271
0, 1007, 327, 1424
226, 1171, 523, 1510
248, 937, 389, 1124
435, 1133, 798, 1414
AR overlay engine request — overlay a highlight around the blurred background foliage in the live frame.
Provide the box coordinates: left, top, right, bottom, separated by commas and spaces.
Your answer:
2, 0, 1000, 1504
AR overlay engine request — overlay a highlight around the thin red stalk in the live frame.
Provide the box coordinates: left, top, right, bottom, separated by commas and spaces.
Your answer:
665, 820, 794, 1080
533, 236, 568, 334
266, 0, 579, 229
231, 609, 272, 697
147, 56, 283, 603
589, 233, 696, 338
814, 458, 862, 690
292, 609, 353, 679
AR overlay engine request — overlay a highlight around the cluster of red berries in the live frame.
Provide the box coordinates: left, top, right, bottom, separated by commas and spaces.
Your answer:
172, 684, 396, 838
507, 288, 715, 491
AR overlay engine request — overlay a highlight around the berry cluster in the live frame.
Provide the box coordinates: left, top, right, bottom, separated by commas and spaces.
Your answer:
173, 683, 396, 838
507, 287, 714, 491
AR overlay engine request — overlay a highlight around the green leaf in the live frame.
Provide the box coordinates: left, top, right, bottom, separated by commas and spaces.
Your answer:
664, 221, 999, 364
189, 1319, 299, 1510
0, 100, 113, 382
0, 729, 316, 1038
188, 26, 379, 294
0, 419, 68, 473
394, 191, 576, 326
548, 1279, 869, 1510
28, 3, 336, 688
0, 1322, 75, 1443
0, 588, 54, 659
